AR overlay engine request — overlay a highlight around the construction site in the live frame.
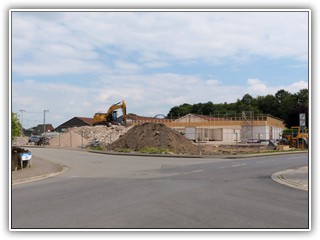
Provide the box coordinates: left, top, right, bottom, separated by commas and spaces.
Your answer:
13, 100, 308, 156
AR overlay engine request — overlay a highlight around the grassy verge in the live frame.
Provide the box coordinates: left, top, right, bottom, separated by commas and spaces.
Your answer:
115, 148, 133, 153
90, 146, 104, 151
139, 147, 171, 154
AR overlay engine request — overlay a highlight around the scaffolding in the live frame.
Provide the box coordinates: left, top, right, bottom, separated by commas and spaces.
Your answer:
241, 111, 254, 143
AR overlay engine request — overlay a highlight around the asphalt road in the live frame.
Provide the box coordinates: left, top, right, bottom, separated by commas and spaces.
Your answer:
11, 148, 309, 229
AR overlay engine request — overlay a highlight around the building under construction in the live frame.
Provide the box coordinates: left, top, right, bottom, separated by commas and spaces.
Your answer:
127, 112, 285, 143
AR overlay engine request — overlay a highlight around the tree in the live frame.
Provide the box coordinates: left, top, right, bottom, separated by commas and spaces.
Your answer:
12, 112, 21, 141
275, 89, 291, 104
166, 89, 308, 127
241, 93, 254, 106
167, 103, 192, 118
256, 95, 279, 117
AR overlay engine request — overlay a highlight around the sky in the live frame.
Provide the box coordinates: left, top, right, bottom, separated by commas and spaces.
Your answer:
11, 10, 309, 129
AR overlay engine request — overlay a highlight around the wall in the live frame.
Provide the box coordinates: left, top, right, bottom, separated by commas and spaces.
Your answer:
240, 125, 284, 142
222, 128, 240, 143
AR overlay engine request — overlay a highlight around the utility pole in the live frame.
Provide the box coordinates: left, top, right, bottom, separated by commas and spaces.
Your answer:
19, 109, 26, 136
43, 110, 49, 136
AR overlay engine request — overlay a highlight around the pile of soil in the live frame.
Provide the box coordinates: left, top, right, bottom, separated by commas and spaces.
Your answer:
107, 122, 200, 155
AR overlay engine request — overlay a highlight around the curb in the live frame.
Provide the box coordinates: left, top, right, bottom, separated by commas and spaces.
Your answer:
223, 150, 308, 159
88, 149, 308, 159
271, 168, 308, 191
87, 150, 203, 158
21, 146, 308, 159
12, 166, 68, 185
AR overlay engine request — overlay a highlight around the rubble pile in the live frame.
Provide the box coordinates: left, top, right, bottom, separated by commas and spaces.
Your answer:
49, 125, 130, 148
73, 125, 129, 145
107, 122, 200, 155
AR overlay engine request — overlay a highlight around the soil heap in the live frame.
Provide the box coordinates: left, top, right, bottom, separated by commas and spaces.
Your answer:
107, 122, 200, 155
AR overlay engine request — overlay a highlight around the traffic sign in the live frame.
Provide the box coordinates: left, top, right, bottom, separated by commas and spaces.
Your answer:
299, 113, 306, 127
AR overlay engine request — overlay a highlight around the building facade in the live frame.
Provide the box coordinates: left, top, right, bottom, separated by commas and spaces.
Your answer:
129, 113, 285, 143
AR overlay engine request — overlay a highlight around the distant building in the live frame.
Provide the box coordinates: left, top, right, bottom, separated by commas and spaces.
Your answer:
32, 124, 55, 135
54, 117, 94, 132
128, 113, 285, 143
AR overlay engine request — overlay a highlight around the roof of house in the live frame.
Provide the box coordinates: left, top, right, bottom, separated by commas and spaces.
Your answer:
54, 117, 94, 131
76, 117, 94, 125
32, 124, 55, 134
33, 124, 55, 130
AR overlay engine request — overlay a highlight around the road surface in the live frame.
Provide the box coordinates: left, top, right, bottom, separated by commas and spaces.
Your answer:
11, 148, 309, 229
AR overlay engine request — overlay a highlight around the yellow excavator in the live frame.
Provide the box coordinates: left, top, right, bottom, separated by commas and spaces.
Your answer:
93, 100, 127, 126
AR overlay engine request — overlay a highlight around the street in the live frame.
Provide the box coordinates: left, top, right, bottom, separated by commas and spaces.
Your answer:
11, 149, 309, 229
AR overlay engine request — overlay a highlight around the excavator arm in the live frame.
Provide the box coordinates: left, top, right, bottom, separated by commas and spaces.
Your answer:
93, 100, 127, 126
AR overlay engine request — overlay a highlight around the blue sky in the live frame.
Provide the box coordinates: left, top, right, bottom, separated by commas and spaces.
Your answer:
11, 10, 309, 129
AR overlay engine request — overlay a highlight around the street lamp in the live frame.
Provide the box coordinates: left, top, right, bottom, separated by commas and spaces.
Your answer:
43, 110, 49, 135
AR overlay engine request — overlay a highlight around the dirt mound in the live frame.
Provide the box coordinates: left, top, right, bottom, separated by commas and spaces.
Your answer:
107, 123, 200, 155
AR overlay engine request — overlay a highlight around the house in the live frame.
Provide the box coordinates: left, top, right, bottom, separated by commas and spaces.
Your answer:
32, 124, 55, 135
54, 117, 94, 132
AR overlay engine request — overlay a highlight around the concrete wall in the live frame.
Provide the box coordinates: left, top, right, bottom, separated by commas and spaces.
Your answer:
222, 128, 240, 143
182, 127, 241, 142
174, 124, 284, 143
241, 125, 284, 142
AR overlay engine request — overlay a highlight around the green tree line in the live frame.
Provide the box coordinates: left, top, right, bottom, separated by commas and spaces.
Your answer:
167, 89, 308, 128
12, 112, 21, 140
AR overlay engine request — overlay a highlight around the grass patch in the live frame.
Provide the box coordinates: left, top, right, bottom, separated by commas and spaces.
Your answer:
115, 148, 133, 153
90, 146, 104, 151
139, 147, 171, 154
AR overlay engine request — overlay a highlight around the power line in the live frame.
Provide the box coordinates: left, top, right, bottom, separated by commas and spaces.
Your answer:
23, 111, 43, 114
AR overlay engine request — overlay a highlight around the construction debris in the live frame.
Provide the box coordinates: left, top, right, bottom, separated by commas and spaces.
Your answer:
48, 125, 129, 148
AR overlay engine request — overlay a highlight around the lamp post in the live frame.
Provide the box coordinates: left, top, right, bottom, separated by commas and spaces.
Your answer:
43, 110, 49, 136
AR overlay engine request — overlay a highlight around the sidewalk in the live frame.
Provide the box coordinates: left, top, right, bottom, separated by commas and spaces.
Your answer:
11, 156, 66, 185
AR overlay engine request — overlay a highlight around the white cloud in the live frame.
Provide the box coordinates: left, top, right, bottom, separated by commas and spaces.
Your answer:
13, 71, 308, 129
114, 61, 140, 73
285, 81, 309, 93
206, 79, 220, 85
12, 11, 308, 76
247, 78, 270, 95
11, 11, 309, 129
246, 78, 308, 97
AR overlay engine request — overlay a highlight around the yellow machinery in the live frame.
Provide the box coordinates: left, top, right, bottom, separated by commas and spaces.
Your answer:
281, 126, 308, 149
93, 100, 127, 126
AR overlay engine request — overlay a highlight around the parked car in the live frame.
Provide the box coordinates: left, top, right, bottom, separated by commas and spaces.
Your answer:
28, 135, 41, 144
